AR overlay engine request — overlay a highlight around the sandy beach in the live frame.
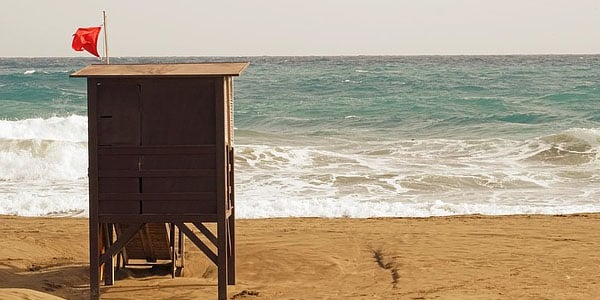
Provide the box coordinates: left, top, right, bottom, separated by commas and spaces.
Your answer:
1, 214, 600, 299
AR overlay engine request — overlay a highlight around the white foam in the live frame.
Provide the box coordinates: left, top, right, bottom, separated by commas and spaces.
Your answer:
562, 127, 600, 147
0, 180, 87, 217
0, 115, 87, 142
1, 120, 599, 218
235, 195, 600, 219
232, 137, 600, 218
0, 140, 87, 181
0, 116, 89, 216
23, 70, 35, 75
0, 116, 88, 182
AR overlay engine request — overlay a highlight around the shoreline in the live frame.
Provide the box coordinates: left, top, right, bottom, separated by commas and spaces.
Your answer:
2, 214, 600, 299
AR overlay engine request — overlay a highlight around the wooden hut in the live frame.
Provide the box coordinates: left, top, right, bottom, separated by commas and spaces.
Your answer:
71, 62, 248, 300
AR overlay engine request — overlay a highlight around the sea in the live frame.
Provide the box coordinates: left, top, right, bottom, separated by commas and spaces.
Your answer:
0, 55, 599, 218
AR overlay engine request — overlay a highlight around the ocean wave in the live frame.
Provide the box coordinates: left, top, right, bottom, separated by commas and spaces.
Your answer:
0, 116, 89, 182
0, 114, 598, 218
525, 128, 600, 165
452, 84, 486, 92
234, 128, 600, 218
0, 181, 87, 216
0, 115, 87, 142
0, 138, 87, 181
4, 189, 600, 218
238, 198, 600, 219
541, 91, 592, 101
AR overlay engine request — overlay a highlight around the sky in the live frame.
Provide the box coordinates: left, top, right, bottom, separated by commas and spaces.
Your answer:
1, 0, 599, 57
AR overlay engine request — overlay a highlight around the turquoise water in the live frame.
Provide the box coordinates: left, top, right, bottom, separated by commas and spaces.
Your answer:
1, 56, 599, 217
239, 56, 600, 140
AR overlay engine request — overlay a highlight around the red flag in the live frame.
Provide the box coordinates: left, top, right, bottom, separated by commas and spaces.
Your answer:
72, 27, 101, 57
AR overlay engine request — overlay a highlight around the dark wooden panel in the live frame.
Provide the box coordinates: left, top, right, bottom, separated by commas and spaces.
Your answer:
99, 192, 216, 202
143, 177, 216, 193
99, 200, 140, 214
98, 155, 139, 170
141, 78, 216, 145
97, 82, 140, 146
98, 214, 217, 223
98, 145, 215, 155
142, 154, 215, 170
142, 200, 216, 215
99, 169, 214, 178
98, 178, 139, 193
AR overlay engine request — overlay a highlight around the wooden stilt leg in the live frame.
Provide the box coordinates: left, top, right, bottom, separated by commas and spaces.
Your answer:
170, 223, 176, 278
218, 220, 228, 300
228, 146, 236, 285
180, 229, 185, 269
227, 214, 235, 285
90, 222, 100, 300
103, 224, 114, 286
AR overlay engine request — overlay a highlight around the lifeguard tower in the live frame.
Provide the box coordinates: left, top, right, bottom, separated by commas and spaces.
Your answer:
71, 62, 248, 300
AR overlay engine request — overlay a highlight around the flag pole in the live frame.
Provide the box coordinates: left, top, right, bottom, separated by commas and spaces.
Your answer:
103, 10, 109, 64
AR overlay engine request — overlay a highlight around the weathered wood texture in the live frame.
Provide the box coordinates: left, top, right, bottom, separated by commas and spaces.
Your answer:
72, 63, 247, 300
71, 62, 248, 77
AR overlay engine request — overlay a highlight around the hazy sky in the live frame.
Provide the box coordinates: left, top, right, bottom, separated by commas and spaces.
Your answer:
1, 0, 599, 57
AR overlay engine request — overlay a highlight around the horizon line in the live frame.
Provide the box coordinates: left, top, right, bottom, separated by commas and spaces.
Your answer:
2, 53, 600, 59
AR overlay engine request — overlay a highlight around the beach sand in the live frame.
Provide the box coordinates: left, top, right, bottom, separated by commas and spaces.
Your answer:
1, 214, 600, 299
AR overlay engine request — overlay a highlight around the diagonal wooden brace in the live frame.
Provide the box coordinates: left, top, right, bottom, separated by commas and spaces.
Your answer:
175, 222, 217, 265
99, 223, 144, 266
193, 222, 217, 247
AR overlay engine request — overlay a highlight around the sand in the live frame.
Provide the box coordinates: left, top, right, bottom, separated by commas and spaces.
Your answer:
1, 214, 600, 299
